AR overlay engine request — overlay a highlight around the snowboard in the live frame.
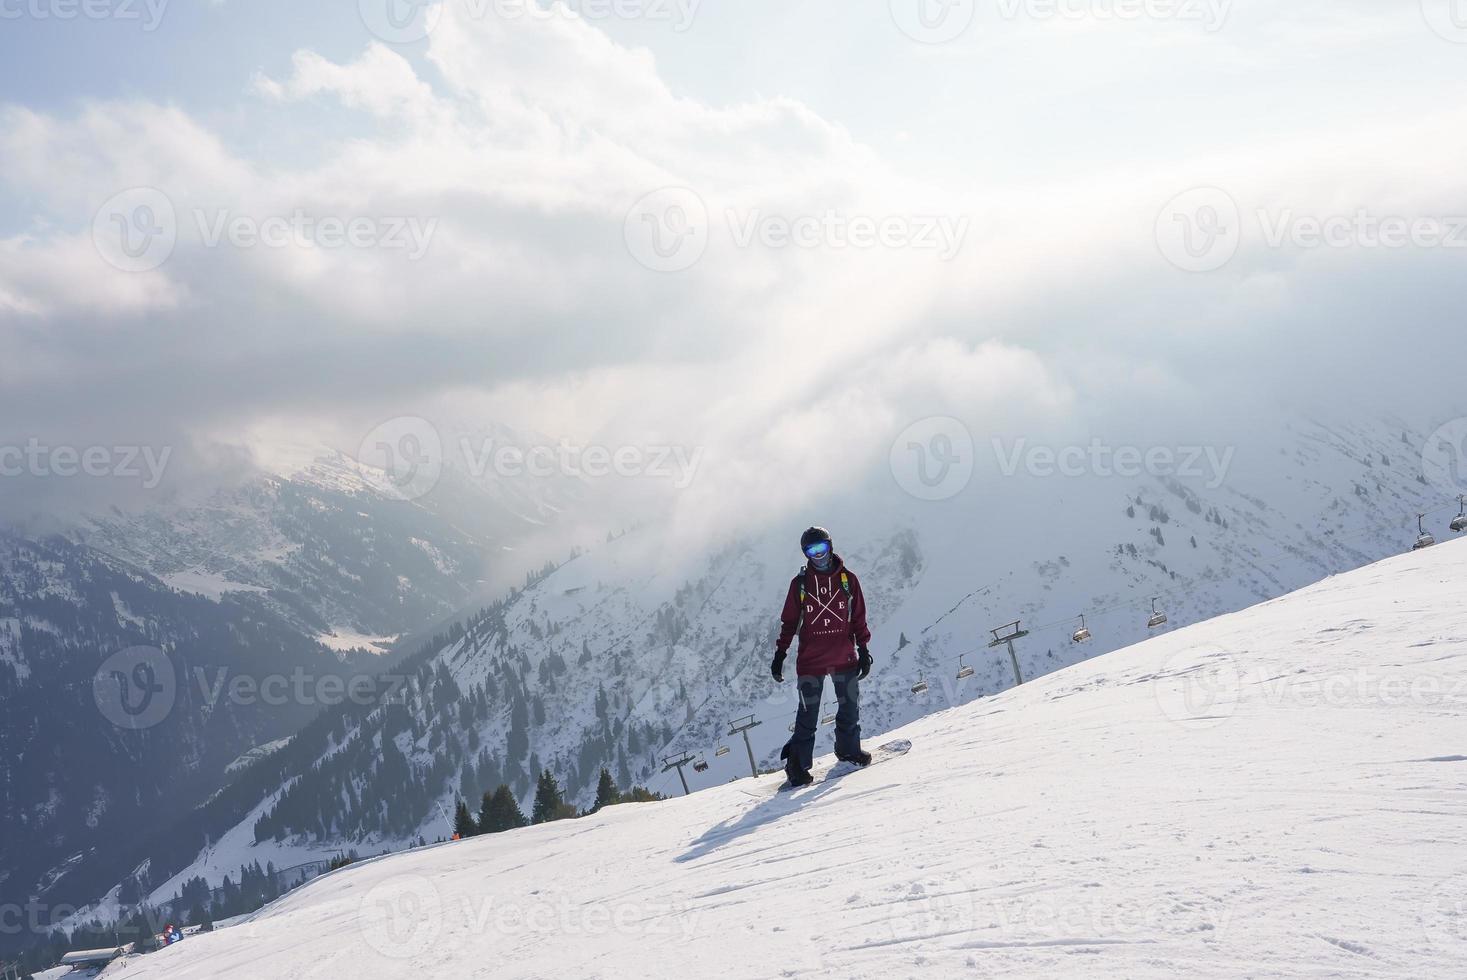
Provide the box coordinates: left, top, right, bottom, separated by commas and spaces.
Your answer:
741, 738, 911, 798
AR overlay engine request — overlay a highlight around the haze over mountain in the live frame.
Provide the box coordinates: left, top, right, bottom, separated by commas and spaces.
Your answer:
14, 406, 1462, 939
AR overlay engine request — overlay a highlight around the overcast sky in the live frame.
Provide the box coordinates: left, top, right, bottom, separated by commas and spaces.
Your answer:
2, 0, 1465, 526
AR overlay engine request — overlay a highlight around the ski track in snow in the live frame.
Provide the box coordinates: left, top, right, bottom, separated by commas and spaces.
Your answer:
105, 541, 1467, 979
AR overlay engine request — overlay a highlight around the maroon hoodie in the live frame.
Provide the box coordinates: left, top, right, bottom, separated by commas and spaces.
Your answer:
775, 555, 872, 677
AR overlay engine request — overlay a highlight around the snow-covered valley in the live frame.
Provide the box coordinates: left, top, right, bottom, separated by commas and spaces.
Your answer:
128, 413, 1459, 899
107, 536, 1467, 978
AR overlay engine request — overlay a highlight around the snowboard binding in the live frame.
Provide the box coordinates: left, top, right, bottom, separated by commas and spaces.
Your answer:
780, 742, 814, 787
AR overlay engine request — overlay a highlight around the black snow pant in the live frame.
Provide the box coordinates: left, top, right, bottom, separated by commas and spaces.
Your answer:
786, 669, 862, 772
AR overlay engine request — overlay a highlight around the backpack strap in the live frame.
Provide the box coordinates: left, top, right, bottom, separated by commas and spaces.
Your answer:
795, 565, 807, 633
840, 571, 855, 638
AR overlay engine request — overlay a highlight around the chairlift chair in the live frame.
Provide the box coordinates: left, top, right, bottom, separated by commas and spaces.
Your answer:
956, 655, 974, 680
1452, 497, 1467, 534
1072, 614, 1092, 644
1413, 513, 1436, 550
1146, 597, 1168, 629
911, 674, 929, 695
692, 756, 709, 774
820, 709, 836, 726
715, 745, 731, 758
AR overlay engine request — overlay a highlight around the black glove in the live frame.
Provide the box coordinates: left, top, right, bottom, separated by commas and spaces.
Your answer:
771, 650, 787, 683
857, 645, 872, 680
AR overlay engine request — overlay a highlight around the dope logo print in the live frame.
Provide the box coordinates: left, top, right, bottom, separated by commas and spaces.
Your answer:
807, 577, 848, 636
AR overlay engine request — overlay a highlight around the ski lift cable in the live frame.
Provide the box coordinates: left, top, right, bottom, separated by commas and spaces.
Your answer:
920, 581, 1002, 635
1012, 502, 1463, 640
900, 499, 1461, 685
649, 766, 681, 798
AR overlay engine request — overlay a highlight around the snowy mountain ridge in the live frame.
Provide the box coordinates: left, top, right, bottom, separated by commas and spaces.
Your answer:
60, 436, 582, 649
0, 426, 587, 940
108, 533, 1467, 978
127, 412, 1467, 915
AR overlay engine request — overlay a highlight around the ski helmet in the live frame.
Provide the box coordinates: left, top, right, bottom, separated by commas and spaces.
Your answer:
800, 526, 833, 561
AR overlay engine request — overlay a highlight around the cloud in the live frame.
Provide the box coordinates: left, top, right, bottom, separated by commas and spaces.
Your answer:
0, 1, 1465, 534
253, 45, 440, 123
0, 230, 186, 315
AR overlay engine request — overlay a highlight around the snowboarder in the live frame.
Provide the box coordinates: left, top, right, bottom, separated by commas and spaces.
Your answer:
771, 526, 873, 787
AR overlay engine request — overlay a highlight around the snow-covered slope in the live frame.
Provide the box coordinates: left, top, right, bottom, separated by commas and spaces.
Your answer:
110, 538, 1467, 979
132, 413, 1467, 908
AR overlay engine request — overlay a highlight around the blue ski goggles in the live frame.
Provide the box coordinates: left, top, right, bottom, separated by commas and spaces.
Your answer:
803, 540, 831, 560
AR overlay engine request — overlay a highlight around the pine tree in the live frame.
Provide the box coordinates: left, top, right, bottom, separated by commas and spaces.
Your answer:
532, 769, 566, 824
508, 696, 530, 759
479, 784, 527, 833
593, 767, 620, 810
616, 744, 632, 790
453, 798, 477, 838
